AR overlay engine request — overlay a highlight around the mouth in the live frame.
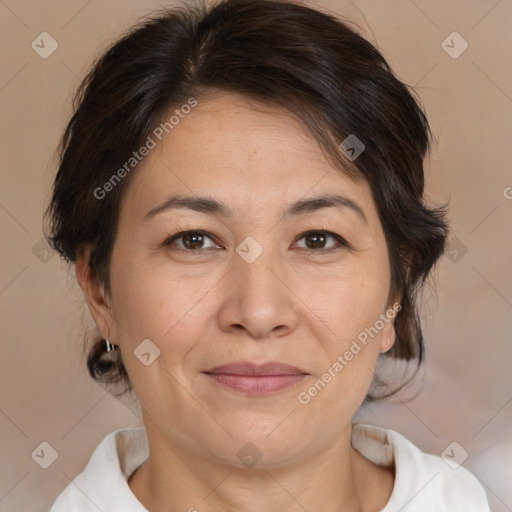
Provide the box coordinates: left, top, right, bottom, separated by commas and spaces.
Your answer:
203, 361, 309, 395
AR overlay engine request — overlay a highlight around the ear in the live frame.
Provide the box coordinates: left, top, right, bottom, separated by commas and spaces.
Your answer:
379, 299, 401, 354
379, 322, 396, 354
75, 245, 116, 342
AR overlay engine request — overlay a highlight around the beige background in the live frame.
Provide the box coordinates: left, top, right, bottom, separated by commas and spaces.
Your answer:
0, 0, 511, 510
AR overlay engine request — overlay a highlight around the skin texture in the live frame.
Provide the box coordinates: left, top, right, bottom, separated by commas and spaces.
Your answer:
76, 91, 398, 511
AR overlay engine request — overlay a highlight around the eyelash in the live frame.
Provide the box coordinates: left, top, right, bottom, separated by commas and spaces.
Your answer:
162, 228, 349, 253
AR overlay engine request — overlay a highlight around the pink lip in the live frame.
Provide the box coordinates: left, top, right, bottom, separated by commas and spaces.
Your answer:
203, 361, 308, 395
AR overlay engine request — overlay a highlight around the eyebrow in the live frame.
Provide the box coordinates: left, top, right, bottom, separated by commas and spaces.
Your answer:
143, 193, 368, 225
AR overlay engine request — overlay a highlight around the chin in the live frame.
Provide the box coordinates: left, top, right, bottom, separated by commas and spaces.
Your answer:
205, 417, 308, 468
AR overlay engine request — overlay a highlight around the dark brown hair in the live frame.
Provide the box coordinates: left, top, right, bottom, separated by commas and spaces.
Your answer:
45, 0, 449, 400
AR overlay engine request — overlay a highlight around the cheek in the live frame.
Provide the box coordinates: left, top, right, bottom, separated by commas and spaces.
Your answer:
295, 264, 389, 403
110, 252, 216, 360
300, 262, 390, 349
297, 275, 387, 416
110, 259, 214, 416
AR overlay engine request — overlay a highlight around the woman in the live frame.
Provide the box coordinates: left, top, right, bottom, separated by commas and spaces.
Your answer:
45, 0, 490, 510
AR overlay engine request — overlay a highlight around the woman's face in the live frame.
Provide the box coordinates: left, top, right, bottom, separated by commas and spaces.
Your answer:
84, 91, 397, 467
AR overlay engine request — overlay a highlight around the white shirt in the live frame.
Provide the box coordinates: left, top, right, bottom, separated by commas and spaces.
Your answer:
49, 423, 490, 511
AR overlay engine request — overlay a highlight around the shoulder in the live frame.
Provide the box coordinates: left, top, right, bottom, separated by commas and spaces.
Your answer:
49, 426, 148, 512
351, 423, 490, 512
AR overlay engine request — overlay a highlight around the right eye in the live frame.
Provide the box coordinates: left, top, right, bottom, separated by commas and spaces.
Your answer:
163, 230, 222, 251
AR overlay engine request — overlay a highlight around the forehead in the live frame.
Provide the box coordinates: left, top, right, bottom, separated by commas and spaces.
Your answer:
120, 91, 377, 223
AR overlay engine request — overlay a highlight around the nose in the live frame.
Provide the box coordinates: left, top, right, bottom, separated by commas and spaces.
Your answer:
216, 246, 300, 341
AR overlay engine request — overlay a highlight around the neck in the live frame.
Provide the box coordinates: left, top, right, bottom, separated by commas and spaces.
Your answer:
128, 418, 393, 512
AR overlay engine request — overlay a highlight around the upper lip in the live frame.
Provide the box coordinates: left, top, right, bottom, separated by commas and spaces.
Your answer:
204, 361, 308, 376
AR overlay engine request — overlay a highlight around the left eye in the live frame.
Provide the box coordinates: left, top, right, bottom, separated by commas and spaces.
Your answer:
295, 231, 347, 251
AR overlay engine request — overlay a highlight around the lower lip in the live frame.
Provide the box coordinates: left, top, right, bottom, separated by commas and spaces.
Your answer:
205, 373, 307, 394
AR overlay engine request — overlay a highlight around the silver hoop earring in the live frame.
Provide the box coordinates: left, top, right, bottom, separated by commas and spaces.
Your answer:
105, 339, 114, 352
